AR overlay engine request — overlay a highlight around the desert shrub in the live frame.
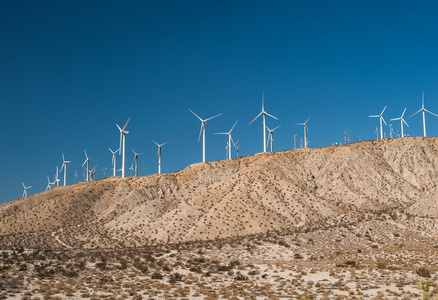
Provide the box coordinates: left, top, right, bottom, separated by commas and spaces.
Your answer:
417, 267, 431, 278
229, 260, 240, 267
278, 240, 290, 248
235, 272, 248, 281
248, 270, 259, 275
294, 253, 303, 259
151, 272, 163, 280
169, 272, 184, 284
190, 266, 202, 273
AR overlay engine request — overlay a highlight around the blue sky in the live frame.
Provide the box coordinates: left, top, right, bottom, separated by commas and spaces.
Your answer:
1, 0, 438, 203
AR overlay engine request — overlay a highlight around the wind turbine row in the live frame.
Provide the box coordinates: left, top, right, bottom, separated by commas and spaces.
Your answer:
370, 92, 437, 139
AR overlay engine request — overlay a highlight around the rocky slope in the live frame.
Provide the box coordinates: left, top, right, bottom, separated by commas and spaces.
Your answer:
1, 137, 438, 249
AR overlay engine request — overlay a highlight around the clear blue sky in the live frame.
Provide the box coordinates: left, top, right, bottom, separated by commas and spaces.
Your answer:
1, 0, 438, 203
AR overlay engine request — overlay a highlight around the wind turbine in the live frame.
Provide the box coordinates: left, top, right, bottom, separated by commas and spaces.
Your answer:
101, 168, 107, 178
109, 148, 118, 176
129, 164, 134, 177
116, 118, 130, 178
266, 125, 281, 153
152, 140, 170, 174
249, 93, 278, 153
55, 166, 61, 187
46, 176, 54, 190
131, 149, 143, 177
59, 153, 71, 186
90, 164, 98, 181
293, 134, 297, 149
295, 116, 311, 148
74, 170, 78, 184
214, 119, 238, 160
369, 106, 387, 139
391, 108, 409, 138
409, 92, 438, 137
375, 126, 379, 139
189, 109, 222, 162
22, 182, 31, 198
82, 150, 92, 181
233, 139, 240, 158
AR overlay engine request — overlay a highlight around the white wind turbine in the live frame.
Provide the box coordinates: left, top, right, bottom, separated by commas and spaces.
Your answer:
152, 140, 170, 174
295, 116, 311, 148
60, 153, 71, 186
55, 166, 61, 187
131, 149, 143, 177
409, 92, 438, 137
189, 109, 223, 162
214, 119, 238, 160
90, 164, 98, 181
129, 164, 134, 177
234, 139, 240, 158
46, 176, 54, 190
74, 170, 78, 184
390, 108, 409, 138
101, 168, 107, 178
369, 106, 387, 139
266, 125, 281, 153
82, 150, 92, 181
109, 148, 119, 176
22, 182, 31, 198
293, 134, 297, 149
117, 118, 130, 178
249, 93, 278, 153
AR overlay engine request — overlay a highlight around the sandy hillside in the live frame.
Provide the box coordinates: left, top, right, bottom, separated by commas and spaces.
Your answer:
1, 136, 438, 249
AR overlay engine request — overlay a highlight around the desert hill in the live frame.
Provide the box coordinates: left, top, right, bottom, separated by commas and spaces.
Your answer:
1, 136, 438, 250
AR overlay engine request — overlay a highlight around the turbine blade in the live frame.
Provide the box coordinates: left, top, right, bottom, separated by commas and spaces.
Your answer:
161, 141, 170, 146
116, 124, 122, 132
82, 159, 87, 167
205, 113, 223, 122
305, 116, 311, 124
381, 106, 387, 115
188, 109, 203, 121
84, 149, 88, 159
198, 123, 204, 142
22, 182, 25, 188
381, 116, 387, 125
390, 118, 401, 121
408, 109, 422, 119
119, 133, 123, 154
229, 119, 239, 133
62, 153, 65, 162
403, 119, 409, 127
151, 139, 159, 146
214, 132, 228, 135
369, 115, 379, 118
122, 117, 130, 131
401, 108, 406, 118
248, 112, 262, 125
272, 125, 282, 131
425, 109, 438, 117
265, 112, 278, 120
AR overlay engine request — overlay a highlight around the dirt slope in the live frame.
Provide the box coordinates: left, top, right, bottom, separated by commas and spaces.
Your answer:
1, 137, 438, 249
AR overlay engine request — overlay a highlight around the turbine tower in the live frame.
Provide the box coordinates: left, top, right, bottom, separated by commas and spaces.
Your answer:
82, 150, 92, 181
409, 92, 438, 137
55, 166, 61, 187
233, 139, 240, 158
74, 170, 78, 184
90, 164, 98, 181
369, 106, 387, 139
189, 109, 222, 162
109, 148, 118, 176
101, 168, 107, 178
152, 140, 170, 174
293, 134, 297, 149
249, 93, 278, 153
266, 125, 281, 153
22, 182, 31, 198
60, 153, 71, 186
295, 116, 311, 148
214, 119, 238, 160
390, 108, 409, 138
117, 118, 130, 178
131, 149, 143, 177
